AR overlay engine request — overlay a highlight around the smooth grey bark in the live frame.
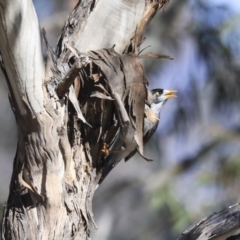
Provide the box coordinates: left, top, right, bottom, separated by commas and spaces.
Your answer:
0, 0, 170, 239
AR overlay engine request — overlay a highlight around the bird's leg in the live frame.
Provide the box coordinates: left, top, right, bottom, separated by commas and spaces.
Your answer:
101, 143, 109, 157
101, 143, 125, 157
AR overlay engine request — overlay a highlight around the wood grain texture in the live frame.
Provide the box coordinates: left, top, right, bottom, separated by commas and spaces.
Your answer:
178, 203, 240, 240
0, 0, 45, 115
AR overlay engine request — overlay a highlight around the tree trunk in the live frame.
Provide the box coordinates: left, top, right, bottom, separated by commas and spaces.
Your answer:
0, 0, 170, 239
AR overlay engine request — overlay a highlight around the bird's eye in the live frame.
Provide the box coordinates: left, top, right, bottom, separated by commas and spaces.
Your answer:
155, 92, 160, 97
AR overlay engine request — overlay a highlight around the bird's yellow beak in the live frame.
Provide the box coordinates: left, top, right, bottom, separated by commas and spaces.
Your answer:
164, 90, 177, 99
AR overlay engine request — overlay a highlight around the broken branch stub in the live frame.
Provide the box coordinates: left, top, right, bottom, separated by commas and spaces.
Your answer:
178, 203, 240, 240
56, 53, 90, 97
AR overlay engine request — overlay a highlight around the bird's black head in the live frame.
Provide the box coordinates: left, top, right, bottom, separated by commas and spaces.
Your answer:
151, 89, 164, 100
150, 88, 177, 104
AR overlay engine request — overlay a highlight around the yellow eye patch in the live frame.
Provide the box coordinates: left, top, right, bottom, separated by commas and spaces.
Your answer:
155, 91, 160, 96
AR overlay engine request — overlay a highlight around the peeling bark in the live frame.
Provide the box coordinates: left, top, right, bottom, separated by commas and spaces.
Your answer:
0, 0, 170, 239
0, 0, 45, 115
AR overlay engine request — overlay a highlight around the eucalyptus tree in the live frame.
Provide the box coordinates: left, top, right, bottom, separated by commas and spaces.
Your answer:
0, 0, 170, 239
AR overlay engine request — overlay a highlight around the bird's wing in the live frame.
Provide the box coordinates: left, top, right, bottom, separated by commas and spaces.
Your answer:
124, 149, 137, 162
125, 116, 159, 162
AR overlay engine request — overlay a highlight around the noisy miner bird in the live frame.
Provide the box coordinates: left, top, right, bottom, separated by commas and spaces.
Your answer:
98, 88, 177, 185
126, 88, 177, 161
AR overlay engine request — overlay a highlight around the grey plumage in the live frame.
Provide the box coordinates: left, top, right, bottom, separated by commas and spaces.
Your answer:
98, 88, 177, 184
126, 88, 177, 161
